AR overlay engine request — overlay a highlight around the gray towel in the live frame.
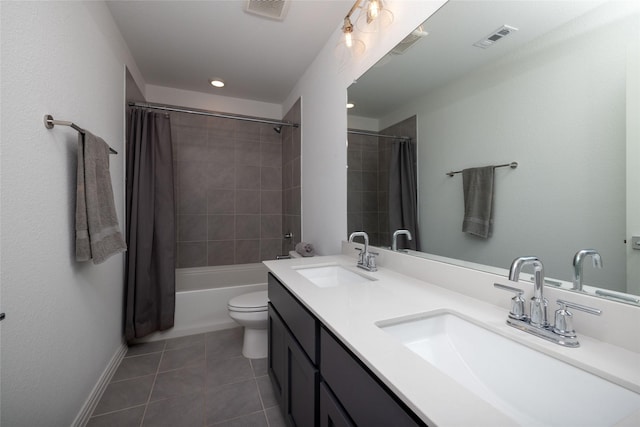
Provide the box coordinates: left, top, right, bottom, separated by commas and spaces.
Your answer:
462, 166, 494, 239
295, 242, 315, 257
76, 132, 127, 264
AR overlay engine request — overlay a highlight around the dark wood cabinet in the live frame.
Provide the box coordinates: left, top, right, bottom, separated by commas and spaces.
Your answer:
319, 382, 355, 427
268, 272, 426, 427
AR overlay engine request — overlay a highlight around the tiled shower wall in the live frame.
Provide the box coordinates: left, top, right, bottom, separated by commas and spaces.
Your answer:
347, 115, 417, 248
281, 99, 302, 255
171, 111, 284, 268
347, 132, 381, 246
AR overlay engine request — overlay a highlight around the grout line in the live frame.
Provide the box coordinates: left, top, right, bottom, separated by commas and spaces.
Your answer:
138, 341, 166, 427
89, 403, 147, 419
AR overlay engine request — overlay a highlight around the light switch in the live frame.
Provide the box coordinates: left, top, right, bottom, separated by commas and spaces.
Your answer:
632, 236, 640, 250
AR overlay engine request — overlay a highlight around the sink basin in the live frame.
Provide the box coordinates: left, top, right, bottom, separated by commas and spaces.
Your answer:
294, 264, 374, 288
377, 311, 640, 426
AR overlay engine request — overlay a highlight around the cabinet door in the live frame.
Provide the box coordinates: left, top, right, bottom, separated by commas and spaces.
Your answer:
321, 327, 425, 427
268, 304, 286, 407
285, 332, 319, 427
319, 382, 354, 427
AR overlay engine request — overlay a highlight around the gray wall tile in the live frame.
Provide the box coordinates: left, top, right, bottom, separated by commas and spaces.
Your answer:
208, 189, 235, 214
236, 215, 260, 239
178, 215, 207, 241
236, 190, 260, 214
208, 215, 235, 240
207, 241, 236, 266
177, 242, 207, 268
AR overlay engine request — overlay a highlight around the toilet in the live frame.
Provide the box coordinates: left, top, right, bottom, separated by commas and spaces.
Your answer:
227, 290, 269, 359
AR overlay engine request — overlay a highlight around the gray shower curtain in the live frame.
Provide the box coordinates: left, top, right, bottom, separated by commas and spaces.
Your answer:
388, 139, 420, 251
125, 109, 175, 342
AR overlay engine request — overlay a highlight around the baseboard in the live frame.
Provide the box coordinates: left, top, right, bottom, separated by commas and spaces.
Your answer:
72, 339, 128, 427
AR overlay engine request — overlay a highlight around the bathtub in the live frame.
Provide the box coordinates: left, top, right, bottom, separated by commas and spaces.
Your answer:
139, 263, 268, 342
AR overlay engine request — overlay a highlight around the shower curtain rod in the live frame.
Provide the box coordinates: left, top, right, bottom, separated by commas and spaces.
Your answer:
128, 102, 299, 128
348, 129, 411, 141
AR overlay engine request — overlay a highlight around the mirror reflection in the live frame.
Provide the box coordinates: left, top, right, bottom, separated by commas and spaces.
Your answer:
347, 0, 640, 302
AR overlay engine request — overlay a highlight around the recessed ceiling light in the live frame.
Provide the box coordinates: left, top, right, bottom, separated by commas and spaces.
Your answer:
346, 102, 355, 109
209, 78, 225, 88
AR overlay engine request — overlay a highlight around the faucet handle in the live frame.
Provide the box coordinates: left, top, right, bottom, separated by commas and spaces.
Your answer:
365, 251, 378, 271
494, 283, 526, 320
553, 299, 602, 338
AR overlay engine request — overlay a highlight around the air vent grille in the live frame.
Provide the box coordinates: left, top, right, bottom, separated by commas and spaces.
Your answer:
473, 25, 518, 49
391, 27, 429, 55
244, 0, 290, 21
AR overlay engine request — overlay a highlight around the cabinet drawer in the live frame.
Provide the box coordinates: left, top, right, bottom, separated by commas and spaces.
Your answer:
268, 273, 319, 364
320, 327, 426, 427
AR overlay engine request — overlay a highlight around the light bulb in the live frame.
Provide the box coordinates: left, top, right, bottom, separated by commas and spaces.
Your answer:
367, 0, 381, 23
345, 31, 353, 48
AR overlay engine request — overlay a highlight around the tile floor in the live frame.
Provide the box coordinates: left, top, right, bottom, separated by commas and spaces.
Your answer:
87, 328, 284, 427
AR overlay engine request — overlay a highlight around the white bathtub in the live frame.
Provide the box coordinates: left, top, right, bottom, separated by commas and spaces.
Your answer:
138, 263, 268, 342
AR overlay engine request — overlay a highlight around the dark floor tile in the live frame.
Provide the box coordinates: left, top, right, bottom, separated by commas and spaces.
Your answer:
143, 392, 205, 427
209, 410, 268, 427
205, 379, 262, 425
93, 375, 155, 416
250, 358, 267, 377
127, 340, 166, 357
206, 357, 253, 389
87, 405, 145, 427
165, 333, 206, 351
151, 363, 206, 402
205, 328, 243, 360
265, 406, 286, 427
112, 352, 161, 382
256, 376, 278, 409
159, 341, 205, 372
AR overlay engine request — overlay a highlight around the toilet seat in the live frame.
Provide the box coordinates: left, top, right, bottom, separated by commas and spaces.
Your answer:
228, 290, 268, 313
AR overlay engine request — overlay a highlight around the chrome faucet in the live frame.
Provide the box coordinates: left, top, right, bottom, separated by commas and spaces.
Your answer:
348, 231, 378, 272
391, 229, 412, 251
508, 256, 548, 327
572, 249, 603, 291
495, 255, 602, 347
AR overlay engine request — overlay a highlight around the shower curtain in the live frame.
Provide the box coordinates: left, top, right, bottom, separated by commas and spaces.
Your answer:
388, 139, 420, 251
125, 109, 176, 341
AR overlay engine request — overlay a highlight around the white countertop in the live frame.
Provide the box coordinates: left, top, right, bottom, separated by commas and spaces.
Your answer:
264, 254, 640, 427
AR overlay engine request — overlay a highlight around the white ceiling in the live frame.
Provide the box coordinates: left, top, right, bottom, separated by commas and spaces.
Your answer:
348, 0, 609, 119
107, 0, 353, 104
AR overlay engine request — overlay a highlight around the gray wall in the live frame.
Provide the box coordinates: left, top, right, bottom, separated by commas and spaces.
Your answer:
172, 112, 284, 267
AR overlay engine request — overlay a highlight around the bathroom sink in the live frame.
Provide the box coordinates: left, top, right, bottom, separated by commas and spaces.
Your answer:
294, 264, 374, 288
377, 311, 640, 426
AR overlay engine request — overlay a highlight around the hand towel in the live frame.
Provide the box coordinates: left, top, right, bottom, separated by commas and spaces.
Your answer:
295, 242, 315, 257
462, 166, 495, 239
76, 132, 127, 264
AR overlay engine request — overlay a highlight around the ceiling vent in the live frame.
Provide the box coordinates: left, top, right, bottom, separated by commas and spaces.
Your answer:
244, 0, 290, 21
391, 27, 429, 55
473, 25, 518, 49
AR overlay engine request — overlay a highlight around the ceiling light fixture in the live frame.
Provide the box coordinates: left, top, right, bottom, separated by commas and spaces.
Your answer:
209, 78, 225, 88
343, 16, 355, 48
366, 0, 381, 23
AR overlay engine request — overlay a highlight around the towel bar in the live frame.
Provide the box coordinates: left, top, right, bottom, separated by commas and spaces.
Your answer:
44, 115, 118, 155
446, 161, 517, 177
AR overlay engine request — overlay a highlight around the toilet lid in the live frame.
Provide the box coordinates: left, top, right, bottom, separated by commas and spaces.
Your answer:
228, 291, 268, 312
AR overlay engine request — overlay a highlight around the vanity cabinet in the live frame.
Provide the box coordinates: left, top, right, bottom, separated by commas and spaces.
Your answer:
268, 273, 427, 427
268, 273, 319, 427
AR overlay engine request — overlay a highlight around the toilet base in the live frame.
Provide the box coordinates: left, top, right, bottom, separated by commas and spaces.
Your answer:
242, 327, 268, 359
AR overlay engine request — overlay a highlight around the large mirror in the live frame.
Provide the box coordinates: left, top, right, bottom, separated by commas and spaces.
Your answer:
347, 0, 640, 304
